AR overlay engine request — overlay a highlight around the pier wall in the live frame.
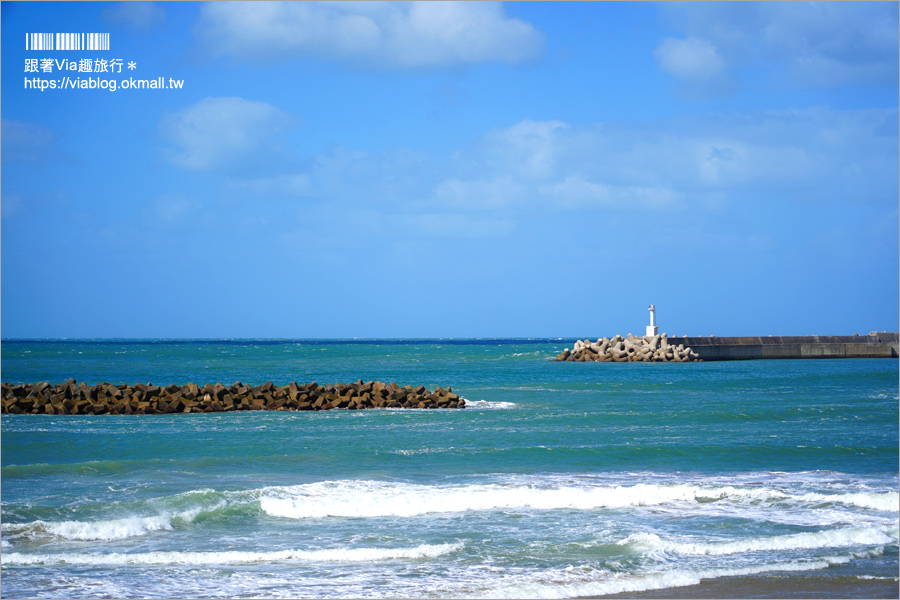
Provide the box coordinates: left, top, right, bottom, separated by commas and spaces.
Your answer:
670, 333, 899, 361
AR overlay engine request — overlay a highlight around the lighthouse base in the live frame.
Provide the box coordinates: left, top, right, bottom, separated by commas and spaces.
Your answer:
646, 325, 659, 337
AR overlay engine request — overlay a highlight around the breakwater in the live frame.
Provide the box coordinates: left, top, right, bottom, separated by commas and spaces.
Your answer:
558, 332, 899, 362
0, 379, 465, 414
555, 334, 701, 362
674, 333, 899, 361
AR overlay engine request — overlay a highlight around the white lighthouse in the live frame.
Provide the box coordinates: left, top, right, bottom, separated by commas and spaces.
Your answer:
646, 304, 659, 337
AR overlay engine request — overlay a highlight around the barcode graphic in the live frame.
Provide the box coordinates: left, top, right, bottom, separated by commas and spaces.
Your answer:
25, 33, 109, 51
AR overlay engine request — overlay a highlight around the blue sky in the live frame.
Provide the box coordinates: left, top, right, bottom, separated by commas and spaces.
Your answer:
2, 1, 898, 339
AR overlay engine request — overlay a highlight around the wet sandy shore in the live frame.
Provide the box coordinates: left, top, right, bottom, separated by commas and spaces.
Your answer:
592, 572, 899, 599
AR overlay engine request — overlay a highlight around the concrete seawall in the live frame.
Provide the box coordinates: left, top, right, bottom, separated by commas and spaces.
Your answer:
669, 332, 899, 361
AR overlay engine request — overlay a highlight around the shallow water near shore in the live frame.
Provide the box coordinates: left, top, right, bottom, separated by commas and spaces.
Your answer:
2, 339, 898, 598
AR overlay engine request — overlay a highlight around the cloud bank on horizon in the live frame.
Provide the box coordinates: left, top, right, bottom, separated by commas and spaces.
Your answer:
2, 1, 897, 338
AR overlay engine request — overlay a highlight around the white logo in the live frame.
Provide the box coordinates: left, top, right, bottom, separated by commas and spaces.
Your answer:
26, 33, 109, 51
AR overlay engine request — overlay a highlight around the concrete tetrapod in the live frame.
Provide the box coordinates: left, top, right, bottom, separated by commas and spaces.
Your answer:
555, 333, 700, 362
0, 380, 466, 414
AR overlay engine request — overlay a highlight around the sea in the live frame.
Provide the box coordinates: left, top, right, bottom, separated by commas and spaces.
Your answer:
1, 339, 898, 599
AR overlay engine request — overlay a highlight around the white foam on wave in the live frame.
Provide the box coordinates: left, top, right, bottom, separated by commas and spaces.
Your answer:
259, 481, 723, 519
257, 479, 898, 520
473, 553, 868, 599
463, 399, 517, 410
389, 447, 455, 456
1, 505, 214, 542
2, 542, 462, 567
474, 568, 702, 600
795, 490, 900, 512
663, 485, 899, 513
619, 525, 898, 557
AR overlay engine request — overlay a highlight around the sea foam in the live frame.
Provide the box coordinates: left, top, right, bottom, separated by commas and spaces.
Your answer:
2, 542, 462, 566
464, 400, 517, 410
794, 490, 900, 512
619, 525, 898, 556
256, 479, 900, 520
473, 552, 877, 599
1, 505, 212, 542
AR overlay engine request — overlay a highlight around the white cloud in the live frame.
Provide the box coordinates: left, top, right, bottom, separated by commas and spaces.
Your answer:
761, 2, 899, 87
103, 2, 165, 32
159, 97, 295, 172
481, 120, 569, 179
194, 1, 544, 68
658, 2, 899, 91
214, 108, 896, 240
429, 108, 898, 215
654, 37, 734, 97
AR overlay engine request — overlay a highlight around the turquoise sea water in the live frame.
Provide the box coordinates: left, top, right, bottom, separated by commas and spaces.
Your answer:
1, 340, 898, 598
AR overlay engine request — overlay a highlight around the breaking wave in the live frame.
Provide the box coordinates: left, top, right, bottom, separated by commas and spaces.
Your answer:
2, 543, 462, 566
619, 526, 898, 556
256, 479, 899, 520
0, 505, 215, 541
474, 553, 872, 599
